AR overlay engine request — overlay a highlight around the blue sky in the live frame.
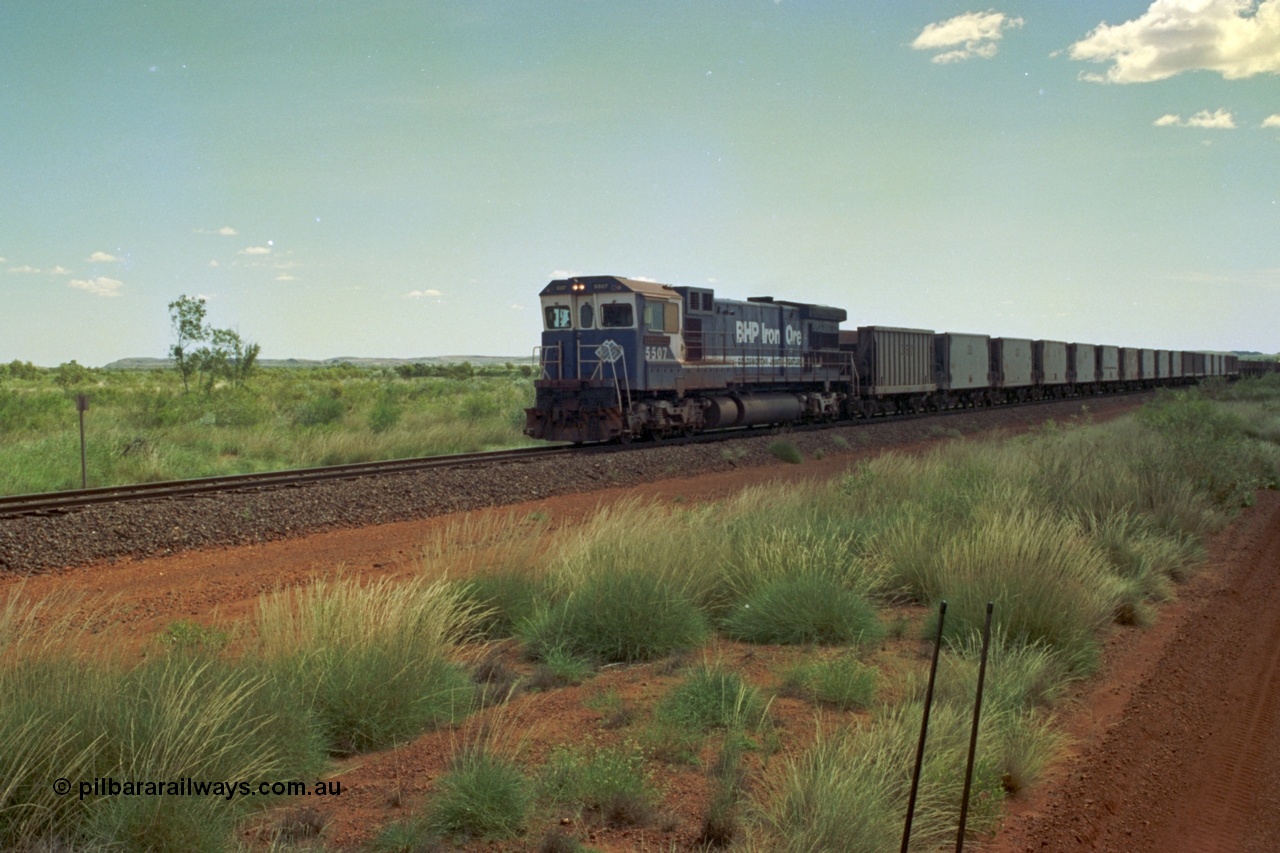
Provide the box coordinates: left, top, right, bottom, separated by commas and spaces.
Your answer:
2, 1, 1278, 366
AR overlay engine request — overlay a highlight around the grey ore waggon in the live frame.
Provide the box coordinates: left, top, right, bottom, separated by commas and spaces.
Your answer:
523, 274, 1246, 444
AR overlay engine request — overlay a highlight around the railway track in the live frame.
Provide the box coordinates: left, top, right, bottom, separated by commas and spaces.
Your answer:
0, 445, 574, 519
0, 388, 1157, 521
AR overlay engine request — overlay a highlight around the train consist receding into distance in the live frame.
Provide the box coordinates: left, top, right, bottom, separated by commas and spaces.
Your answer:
524, 275, 1276, 444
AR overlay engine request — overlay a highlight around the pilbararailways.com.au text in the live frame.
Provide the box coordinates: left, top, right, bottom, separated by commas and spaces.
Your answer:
54, 777, 342, 802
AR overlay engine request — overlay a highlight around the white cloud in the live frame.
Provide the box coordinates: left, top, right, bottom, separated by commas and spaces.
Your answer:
8, 265, 40, 274
209, 260, 220, 268
549, 269, 581, 280
405, 289, 443, 298
87, 251, 118, 263
196, 226, 239, 236
913, 10, 1025, 63
275, 274, 296, 282
69, 277, 123, 297
46, 266, 72, 275
0, 257, 7, 263
239, 246, 271, 255
1154, 108, 1238, 127
1070, 0, 1280, 83
1188, 107, 1237, 127
1263, 113, 1280, 126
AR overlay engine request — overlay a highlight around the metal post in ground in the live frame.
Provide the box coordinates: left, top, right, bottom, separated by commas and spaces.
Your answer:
955, 601, 995, 852
902, 599, 947, 853
76, 393, 88, 489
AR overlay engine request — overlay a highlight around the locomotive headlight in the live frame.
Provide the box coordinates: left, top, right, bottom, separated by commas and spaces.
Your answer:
571, 282, 586, 292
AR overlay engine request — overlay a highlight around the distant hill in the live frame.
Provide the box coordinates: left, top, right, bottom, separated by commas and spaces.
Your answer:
102, 355, 527, 371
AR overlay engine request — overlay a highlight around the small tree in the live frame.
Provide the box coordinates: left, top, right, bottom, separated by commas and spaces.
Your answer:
168, 296, 261, 393
168, 295, 208, 393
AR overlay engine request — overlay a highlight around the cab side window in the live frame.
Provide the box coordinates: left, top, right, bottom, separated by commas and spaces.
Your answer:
645, 301, 679, 333
645, 302, 665, 332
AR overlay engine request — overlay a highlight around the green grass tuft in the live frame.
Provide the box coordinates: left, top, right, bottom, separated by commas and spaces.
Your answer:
721, 571, 883, 646
766, 439, 803, 464
426, 748, 532, 840
778, 653, 878, 710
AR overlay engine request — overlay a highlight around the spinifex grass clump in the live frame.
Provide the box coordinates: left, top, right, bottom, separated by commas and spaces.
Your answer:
655, 664, 771, 735
721, 568, 882, 646
0, 591, 325, 851
931, 506, 1117, 674
373, 747, 533, 851
520, 565, 709, 664
520, 502, 710, 663
426, 748, 532, 840
456, 569, 546, 640
752, 692, 1058, 853
779, 653, 878, 710
255, 574, 475, 754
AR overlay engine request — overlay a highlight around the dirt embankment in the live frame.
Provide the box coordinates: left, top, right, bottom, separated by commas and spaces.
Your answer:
981, 488, 1280, 853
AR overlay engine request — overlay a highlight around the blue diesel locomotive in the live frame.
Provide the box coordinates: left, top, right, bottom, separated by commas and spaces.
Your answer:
523, 274, 1244, 444
525, 275, 849, 443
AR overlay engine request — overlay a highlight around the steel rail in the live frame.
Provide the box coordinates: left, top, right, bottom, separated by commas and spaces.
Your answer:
0, 444, 574, 518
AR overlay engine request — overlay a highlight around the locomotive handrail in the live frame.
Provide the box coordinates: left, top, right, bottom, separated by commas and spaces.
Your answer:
534, 344, 562, 381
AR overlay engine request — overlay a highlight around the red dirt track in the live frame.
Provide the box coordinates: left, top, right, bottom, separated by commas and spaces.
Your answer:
982, 489, 1280, 853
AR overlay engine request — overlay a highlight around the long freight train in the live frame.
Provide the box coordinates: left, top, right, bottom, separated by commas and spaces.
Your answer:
523, 274, 1271, 444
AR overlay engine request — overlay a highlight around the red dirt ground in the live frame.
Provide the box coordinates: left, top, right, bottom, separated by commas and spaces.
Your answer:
7, 401, 1279, 851
978, 488, 1280, 853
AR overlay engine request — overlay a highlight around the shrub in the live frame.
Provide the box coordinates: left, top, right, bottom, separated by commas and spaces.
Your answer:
767, 439, 803, 464
292, 395, 345, 427
368, 392, 402, 433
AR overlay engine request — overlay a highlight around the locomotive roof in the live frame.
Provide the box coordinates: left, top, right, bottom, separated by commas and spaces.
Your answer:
540, 275, 677, 299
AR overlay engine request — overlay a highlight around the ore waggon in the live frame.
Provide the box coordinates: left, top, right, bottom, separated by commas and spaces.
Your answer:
523, 274, 1251, 444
